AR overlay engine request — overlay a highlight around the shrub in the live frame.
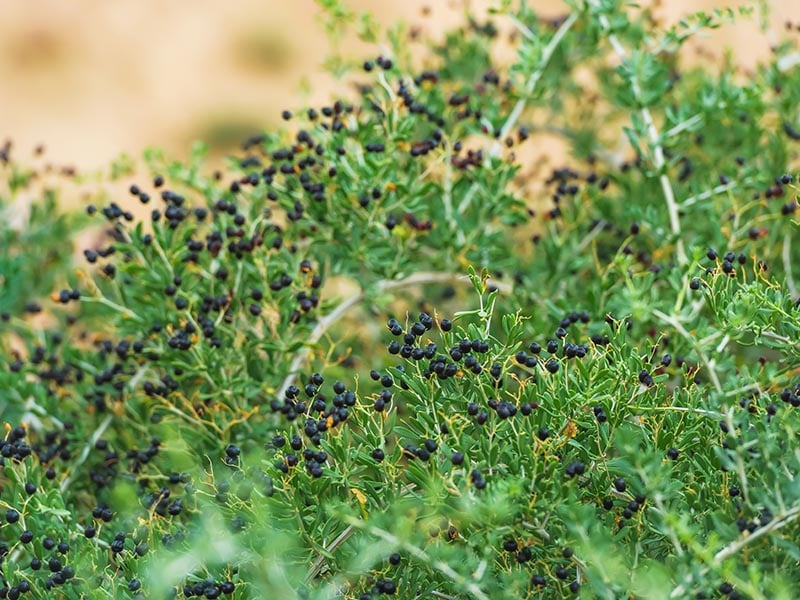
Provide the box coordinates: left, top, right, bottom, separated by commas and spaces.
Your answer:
2, 1, 800, 598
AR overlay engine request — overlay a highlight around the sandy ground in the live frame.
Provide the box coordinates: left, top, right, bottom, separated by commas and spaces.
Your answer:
0, 0, 793, 177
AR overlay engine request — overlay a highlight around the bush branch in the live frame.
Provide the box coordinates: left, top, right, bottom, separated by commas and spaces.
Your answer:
60, 414, 113, 494
342, 516, 490, 600
495, 11, 579, 151
589, 1, 687, 266
670, 504, 800, 598
652, 309, 722, 393
713, 505, 800, 563
275, 272, 511, 402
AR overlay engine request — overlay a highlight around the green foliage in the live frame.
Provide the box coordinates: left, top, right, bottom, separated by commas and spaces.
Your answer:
2, 2, 800, 599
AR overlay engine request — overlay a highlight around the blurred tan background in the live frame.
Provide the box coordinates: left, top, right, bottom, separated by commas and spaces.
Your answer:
0, 0, 792, 173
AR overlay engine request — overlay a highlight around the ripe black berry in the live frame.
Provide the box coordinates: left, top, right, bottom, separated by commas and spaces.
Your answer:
565, 461, 585, 477
471, 469, 486, 489
531, 575, 546, 587
387, 319, 403, 336
371, 448, 385, 462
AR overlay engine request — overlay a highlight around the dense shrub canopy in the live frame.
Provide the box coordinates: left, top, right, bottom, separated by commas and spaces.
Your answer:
1, 1, 800, 598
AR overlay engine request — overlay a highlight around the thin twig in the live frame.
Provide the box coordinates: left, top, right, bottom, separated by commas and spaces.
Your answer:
652, 309, 722, 393
783, 232, 797, 299
305, 525, 355, 584
80, 296, 143, 322
576, 219, 607, 254
663, 114, 703, 139
670, 505, 800, 598
681, 180, 741, 208
629, 405, 723, 419
507, 13, 536, 42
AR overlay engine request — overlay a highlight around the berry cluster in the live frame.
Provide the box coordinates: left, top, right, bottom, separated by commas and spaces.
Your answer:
2, 2, 800, 598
